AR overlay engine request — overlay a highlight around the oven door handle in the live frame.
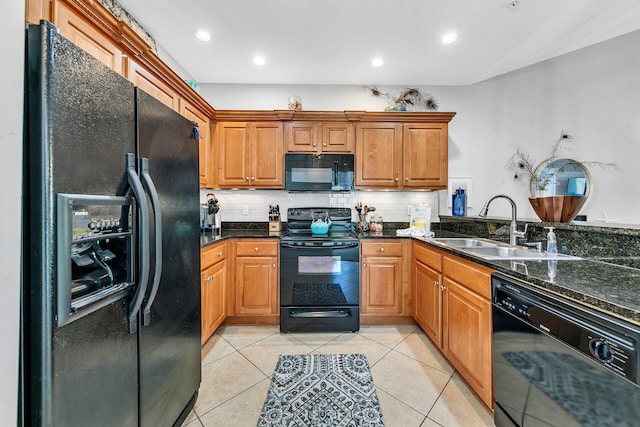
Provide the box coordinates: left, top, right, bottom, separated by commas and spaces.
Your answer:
280, 242, 359, 249
289, 310, 351, 318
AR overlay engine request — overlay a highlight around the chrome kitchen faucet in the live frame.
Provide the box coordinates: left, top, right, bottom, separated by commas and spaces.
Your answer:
479, 194, 527, 245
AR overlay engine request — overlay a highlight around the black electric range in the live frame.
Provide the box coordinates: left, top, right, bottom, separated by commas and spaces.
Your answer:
280, 207, 360, 332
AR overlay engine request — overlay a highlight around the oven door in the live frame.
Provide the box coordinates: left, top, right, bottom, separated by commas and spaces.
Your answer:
280, 241, 359, 332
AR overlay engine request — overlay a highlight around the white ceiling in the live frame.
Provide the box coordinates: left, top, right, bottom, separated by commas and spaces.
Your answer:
116, 0, 640, 86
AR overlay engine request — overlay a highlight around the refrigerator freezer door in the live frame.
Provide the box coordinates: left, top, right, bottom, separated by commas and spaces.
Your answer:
136, 89, 202, 426
24, 22, 138, 426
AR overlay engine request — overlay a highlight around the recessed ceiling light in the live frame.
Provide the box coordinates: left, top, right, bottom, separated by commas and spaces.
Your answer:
253, 55, 266, 66
194, 30, 211, 42
371, 57, 384, 68
441, 32, 458, 45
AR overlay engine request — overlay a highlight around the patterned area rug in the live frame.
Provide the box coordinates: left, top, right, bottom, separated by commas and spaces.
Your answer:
504, 351, 640, 427
257, 354, 385, 426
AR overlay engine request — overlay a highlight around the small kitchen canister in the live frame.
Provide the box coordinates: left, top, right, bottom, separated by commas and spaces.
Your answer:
288, 95, 302, 111
370, 216, 383, 232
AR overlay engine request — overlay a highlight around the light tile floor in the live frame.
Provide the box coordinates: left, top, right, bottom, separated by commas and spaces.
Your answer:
183, 325, 495, 427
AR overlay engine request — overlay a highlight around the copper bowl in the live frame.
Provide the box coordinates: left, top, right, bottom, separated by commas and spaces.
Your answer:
528, 195, 587, 223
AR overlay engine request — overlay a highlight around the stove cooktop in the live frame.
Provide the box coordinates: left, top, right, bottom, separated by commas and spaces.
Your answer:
283, 207, 357, 245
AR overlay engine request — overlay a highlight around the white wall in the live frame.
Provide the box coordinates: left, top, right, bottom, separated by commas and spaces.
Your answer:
1, 0, 24, 423
200, 30, 640, 225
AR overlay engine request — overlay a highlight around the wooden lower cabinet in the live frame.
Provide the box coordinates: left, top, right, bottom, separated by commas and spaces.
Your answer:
442, 276, 493, 407
412, 241, 494, 409
201, 242, 227, 344
231, 240, 279, 317
360, 240, 412, 319
414, 257, 442, 346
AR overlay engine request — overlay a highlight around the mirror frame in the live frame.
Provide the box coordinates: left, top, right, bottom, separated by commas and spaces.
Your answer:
530, 157, 594, 206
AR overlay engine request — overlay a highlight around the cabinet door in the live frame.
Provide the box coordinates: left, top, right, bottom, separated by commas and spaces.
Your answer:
442, 278, 492, 407
52, 1, 124, 74
320, 123, 354, 153
125, 58, 179, 111
403, 123, 448, 189
217, 122, 251, 187
234, 257, 278, 315
414, 261, 442, 346
285, 122, 317, 152
355, 123, 403, 188
180, 100, 213, 188
201, 260, 226, 344
250, 122, 284, 188
361, 256, 403, 314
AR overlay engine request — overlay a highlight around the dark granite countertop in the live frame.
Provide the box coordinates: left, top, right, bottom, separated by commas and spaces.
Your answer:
411, 235, 640, 325
201, 225, 640, 325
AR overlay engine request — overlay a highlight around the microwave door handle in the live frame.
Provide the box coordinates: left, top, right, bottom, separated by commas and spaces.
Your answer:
140, 157, 163, 327
124, 153, 150, 333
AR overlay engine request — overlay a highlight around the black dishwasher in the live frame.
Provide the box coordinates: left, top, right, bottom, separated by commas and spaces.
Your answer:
492, 272, 640, 427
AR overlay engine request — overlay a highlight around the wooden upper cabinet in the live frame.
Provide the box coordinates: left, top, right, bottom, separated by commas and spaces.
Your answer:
252, 122, 284, 187
285, 122, 354, 153
126, 59, 179, 111
180, 100, 214, 188
216, 122, 284, 188
51, 1, 124, 74
403, 123, 448, 189
217, 122, 250, 187
355, 123, 403, 188
356, 121, 449, 189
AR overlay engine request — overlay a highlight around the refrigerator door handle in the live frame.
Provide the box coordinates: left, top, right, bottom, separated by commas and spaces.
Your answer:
124, 153, 150, 333
140, 157, 163, 326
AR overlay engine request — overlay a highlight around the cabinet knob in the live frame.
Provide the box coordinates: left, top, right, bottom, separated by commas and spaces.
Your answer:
218, 251, 223, 257
254, 247, 259, 252
323, 142, 327, 147
251, 176, 255, 181
405, 177, 409, 182
312, 143, 317, 147
395, 177, 399, 182
363, 263, 367, 267
245, 176, 250, 181
380, 247, 385, 252
440, 285, 447, 291
433, 280, 438, 287
272, 264, 276, 268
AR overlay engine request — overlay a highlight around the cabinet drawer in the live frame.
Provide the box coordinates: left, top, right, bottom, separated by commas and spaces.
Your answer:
236, 240, 279, 256
413, 242, 442, 272
361, 240, 404, 257
201, 242, 227, 270
443, 255, 492, 299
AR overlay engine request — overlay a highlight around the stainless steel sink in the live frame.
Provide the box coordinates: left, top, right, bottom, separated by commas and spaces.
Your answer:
432, 237, 499, 248
431, 237, 581, 261
463, 246, 581, 261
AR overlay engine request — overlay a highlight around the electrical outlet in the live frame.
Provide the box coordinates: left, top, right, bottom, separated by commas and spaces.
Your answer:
242, 205, 249, 215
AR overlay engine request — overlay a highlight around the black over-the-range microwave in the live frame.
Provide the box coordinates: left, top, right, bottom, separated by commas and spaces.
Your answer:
285, 153, 355, 191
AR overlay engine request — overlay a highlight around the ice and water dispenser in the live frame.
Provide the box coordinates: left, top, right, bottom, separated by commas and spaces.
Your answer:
57, 194, 134, 326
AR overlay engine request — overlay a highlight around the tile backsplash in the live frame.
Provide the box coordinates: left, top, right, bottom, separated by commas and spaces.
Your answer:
200, 189, 440, 223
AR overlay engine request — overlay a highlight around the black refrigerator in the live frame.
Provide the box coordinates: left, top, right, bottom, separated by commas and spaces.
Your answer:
22, 22, 201, 427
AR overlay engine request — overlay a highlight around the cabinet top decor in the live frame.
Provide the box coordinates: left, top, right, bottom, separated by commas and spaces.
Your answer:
213, 110, 456, 123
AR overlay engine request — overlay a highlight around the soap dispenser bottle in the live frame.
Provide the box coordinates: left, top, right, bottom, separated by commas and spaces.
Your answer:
545, 226, 558, 282
544, 226, 557, 254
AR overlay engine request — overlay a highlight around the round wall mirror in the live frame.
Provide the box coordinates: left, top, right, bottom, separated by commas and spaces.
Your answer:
530, 157, 593, 199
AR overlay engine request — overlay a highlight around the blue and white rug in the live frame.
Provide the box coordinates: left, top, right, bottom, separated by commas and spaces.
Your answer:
257, 353, 385, 427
